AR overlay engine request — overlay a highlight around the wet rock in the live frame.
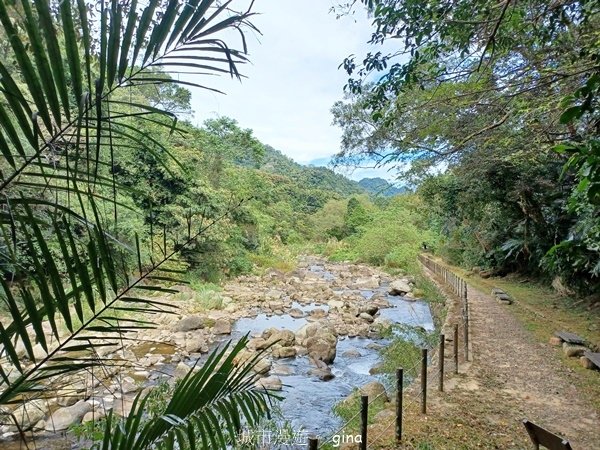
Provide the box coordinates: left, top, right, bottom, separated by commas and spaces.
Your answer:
342, 348, 361, 358
308, 357, 335, 381
255, 375, 282, 391
289, 308, 305, 318
305, 329, 337, 364
369, 363, 385, 375
309, 367, 335, 381
389, 279, 412, 296
45, 401, 92, 431
271, 364, 295, 376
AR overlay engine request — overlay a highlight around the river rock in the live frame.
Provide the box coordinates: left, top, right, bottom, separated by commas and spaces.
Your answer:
256, 375, 282, 391
353, 277, 380, 289
358, 312, 374, 323
247, 337, 268, 351
82, 409, 106, 423
308, 367, 335, 381
263, 328, 296, 347
173, 362, 193, 379
289, 308, 305, 318
172, 315, 206, 332
305, 330, 337, 364
342, 348, 361, 358
185, 335, 208, 353
389, 279, 412, 296
56, 388, 83, 407
253, 358, 272, 375
359, 304, 379, 316
45, 401, 92, 431
213, 318, 232, 335
272, 345, 297, 359
328, 299, 345, 310
271, 364, 295, 376
309, 308, 327, 319
113, 396, 136, 417
8, 400, 48, 431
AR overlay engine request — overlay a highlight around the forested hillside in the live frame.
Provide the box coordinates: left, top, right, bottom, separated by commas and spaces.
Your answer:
109, 112, 372, 282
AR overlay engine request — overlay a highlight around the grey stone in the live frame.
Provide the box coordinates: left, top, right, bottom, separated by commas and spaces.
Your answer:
389, 279, 412, 296
172, 315, 205, 332
45, 401, 92, 431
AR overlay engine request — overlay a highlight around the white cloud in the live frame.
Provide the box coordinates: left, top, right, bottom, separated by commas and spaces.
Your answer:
183, 0, 393, 164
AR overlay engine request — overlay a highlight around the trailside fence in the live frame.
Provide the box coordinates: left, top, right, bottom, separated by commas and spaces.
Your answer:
308, 255, 471, 449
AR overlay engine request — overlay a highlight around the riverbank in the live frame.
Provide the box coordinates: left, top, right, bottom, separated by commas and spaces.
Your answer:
367, 258, 600, 449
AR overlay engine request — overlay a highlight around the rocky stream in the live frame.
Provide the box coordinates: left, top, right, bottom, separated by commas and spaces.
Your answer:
0, 256, 435, 448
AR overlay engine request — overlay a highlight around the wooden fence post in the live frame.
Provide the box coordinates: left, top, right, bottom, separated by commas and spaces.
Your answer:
454, 324, 459, 374
360, 395, 368, 450
421, 348, 427, 414
396, 368, 403, 443
439, 334, 445, 392
464, 299, 469, 361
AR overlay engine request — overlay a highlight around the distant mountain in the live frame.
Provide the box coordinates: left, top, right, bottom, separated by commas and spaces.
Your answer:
358, 177, 406, 197
259, 145, 365, 197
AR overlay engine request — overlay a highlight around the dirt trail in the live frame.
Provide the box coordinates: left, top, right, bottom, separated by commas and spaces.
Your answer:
411, 271, 600, 449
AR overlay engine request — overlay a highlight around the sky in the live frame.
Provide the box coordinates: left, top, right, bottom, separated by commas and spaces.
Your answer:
183, 0, 397, 181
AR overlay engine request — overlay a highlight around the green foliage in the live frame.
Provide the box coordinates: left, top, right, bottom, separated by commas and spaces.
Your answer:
0, 0, 280, 447
332, 0, 600, 294
350, 196, 434, 273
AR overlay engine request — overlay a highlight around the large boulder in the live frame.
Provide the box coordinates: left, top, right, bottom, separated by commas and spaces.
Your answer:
45, 401, 92, 431
389, 279, 412, 296
172, 315, 206, 332
263, 328, 296, 348
305, 329, 337, 364
255, 375, 282, 391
